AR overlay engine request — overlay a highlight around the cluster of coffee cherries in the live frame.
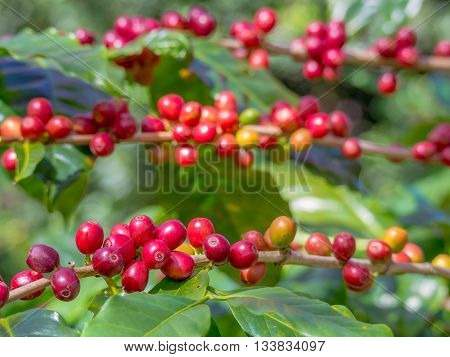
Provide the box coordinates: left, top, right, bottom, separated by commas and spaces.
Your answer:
228, 8, 277, 69
411, 123, 450, 165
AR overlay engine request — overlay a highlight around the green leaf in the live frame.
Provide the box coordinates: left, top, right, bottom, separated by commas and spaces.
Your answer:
82, 293, 211, 337
13, 141, 45, 182
0, 309, 79, 337
0, 98, 17, 119
150, 269, 209, 300
223, 287, 393, 337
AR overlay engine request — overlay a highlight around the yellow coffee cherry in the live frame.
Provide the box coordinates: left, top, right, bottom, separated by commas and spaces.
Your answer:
235, 128, 259, 148
289, 128, 313, 152
432, 254, 450, 269
382, 226, 408, 253
268, 216, 297, 249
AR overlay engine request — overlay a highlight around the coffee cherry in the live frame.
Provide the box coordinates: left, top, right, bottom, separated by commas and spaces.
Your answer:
155, 219, 187, 250
377, 72, 397, 94
161, 11, 188, 30
203, 234, 230, 265
92, 100, 117, 127
305, 112, 330, 138
239, 108, 260, 125
242, 230, 268, 251
50, 267, 80, 302
217, 109, 238, 133
216, 133, 237, 157
141, 239, 171, 270
235, 128, 259, 148
235, 23, 260, 48
11, 270, 44, 300
382, 226, 408, 253
2, 148, 17, 172
325, 23, 346, 49
104, 233, 136, 264
89, 133, 115, 157
432, 254, 450, 269
376, 37, 397, 57
290, 128, 313, 152
268, 216, 297, 249
263, 228, 277, 250
305, 36, 325, 59
271, 106, 299, 133
392, 251, 411, 263
187, 217, 215, 248
103, 30, 126, 49
157, 94, 184, 121
172, 123, 192, 143
366, 240, 392, 263
332, 232, 356, 262
434, 40, 450, 57
329, 111, 350, 137
175, 144, 198, 166
110, 223, 130, 237
21, 116, 46, 141
75, 28, 95, 45
342, 262, 373, 292
396, 46, 418, 66
114, 16, 133, 38
192, 123, 216, 143
26, 244, 60, 273
129, 215, 155, 247
259, 134, 278, 150
27, 97, 53, 123
188, 7, 216, 37
395, 27, 416, 49
214, 91, 237, 111
402, 243, 424, 263
0, 282, 9, 308
307, 21, 326, 38
73, 114, 98, 134
122, 260, 149, 292
76, 221, 104, 254
141, 116, 165, 132
412, 141, 436, 161
305, 232, 332, 256
341, 138, 362, 159
427, 123, 450, 151
45, 115, 73, 139
322, 48, 345, 68
440, 147, 450, 166
253, 7, 276, 33
92, 247, 124, 278
303, 59, 322, 80
298, 95, 320, 121
249, 49, 270, 69
235, 148, 254, 168
179, 101, 201, 127
0, 116, 22, 139
200, 106, 218, 123
111, 113, 137, 139
160, 251, 194, 281
240, 262, 267, 285
229, 240, 258, 269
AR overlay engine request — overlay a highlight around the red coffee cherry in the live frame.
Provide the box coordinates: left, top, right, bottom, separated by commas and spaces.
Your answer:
92, 100, 118, 127
21, 116, 46, 141
234, 22, 260, 48
175, 144, 198, 166
2, 148, 17, 172
242, 230, 268, 251
161, 11, 188, 30
214, 91, 237, 111
342, 262, 373, 292
51, 267, 80, 302
302, 59, 322, 80
161, 251, 195, 281
322, 66, 341, 82
325, 22, 346, 49
332, 232, 356, 262
27, 97, 53, 123
271, 106, 299, 133
111, 113, 137, 139
114, 16, 133, 38
75, 221, 104, 254
217, 109, 238, 133
249, 49, 270, 69
229, 240, 258, 269
411, 141, 436, 161
103, 233, 136, 264
11, 270, 44, 300
392, 251, 411, 263
329, 111, 350, 137
427, 123, 450, 151
110, 223, 130, 237
307, 21, 327, 38
142, 239, 171, 269
440, 147, 450, 166
155, 219, 187, 250
341, 138, 362, 159
103, 30, 126, 49
235, 148, 254, 168
434, 40, 450, 57
157, 94, 184, 121
376, 37, 397, 57
203, 234, 230, 265
240, 262, 267, 285
0, 282, 9, 308
92, 247, 124, 277
192, 122, 217, 143
216, 133, 238, 157
200, 106, 218, 124
46, 115, 73, 139
89, 132, 115, 157
298, 95, 320, 120
172, 123, 192, 143
396, 46, 418, 66
1, 116, 22, 139
129, 215, 156, 247
75, 28, 95, 45
259, 134, 278, 150
188, 7, 216, 37
179, 101, 202, 127
26, 244, 60, 273
73, 114, 98, 134
402, 242, 424, 263
187, 217, 215, 248
305, 112, 330, 138
378, 72, 397, 94
395, 27, 416, 49
305, 36, 325, 59
141, 116, 165, 132
322, 48, 345, 68
122, 261, 149, 292
366, 240, 392, 263
305, 232, 332, 256
253, 7, 277, 33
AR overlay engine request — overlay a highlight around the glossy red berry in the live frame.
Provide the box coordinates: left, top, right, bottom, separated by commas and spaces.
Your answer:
114, 16, 133, 38
203, 234, 230, 265
378, 72, 397, 94
305, 112, 330, 138
174, 144, 198, 166
217, 109, 238, 133
155, 219, 186, 250
322, 48, 345, 68
392, 251, 411, 263
73, 114, 98, 134
192, 123, 216, 143
216, 133, 238, 157
188, 7, 216, 37
92, 100, 117, 127
89, 132, 115, 157
249, 49, 270, 69
75, 221, 104, 255
50, 268, 80, 302
305, 36, 325, 59
199, 106, 218, 124
342, 262, 373, 292
298, 95, 320, 120
440, 147, 450, 166
141, 116, 165, 132
26, 244, 60, 273
141, 239, 171, 269
322, 66, 341, 82
366, 240, 392, 263
0, 116, 22, 139
179, 101, 201, 127
75, 28, 95, 45
303, 59, 322, 80
395, 27, 416, 49
110, 223, 130, 237
122, 261, 149, 292
161, 251, 195, 281
376, 37, 397, 57
427, 123, 450, 151
11, 270, 44, 300
242, 230, 268, 251
0, 282, 9, 308
271, 106, 299, 133
240, 262, 266, 285
235, 22, 260, 48
161, 11, 188, 30
92, 247, 124, 277
341, 138, 362, 159
27, 97, 53, 123
2, 148, 17, 172
235, 148, 254, 168
325, 24, 346, 49
305, 232, 332, 256
396, 46, 418, 66
253, 7, 277, 33
129, 215, 156, 247
103, 233, 136, 264
214, 91, 237, 111
433, 40, 450, 57
187, 217, 215, 248
307, 21, 326, 38
172, 123, 192, 143
46, 115, 73, 139
229, 240, 258, 270
402, 243, 424, 263
332, 232, 356, 262
329, 111, 350, 137
111, 113, 137, 139
21, 116, 46, 141
103, 31, 126, 49
157, 94, 184, 121
412, 141, 436, 161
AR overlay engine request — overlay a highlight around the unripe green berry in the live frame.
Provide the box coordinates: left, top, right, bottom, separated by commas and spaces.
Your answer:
239, 108, 260, 125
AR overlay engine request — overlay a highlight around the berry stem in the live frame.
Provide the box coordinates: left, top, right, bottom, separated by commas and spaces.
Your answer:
103, 277, 120, 295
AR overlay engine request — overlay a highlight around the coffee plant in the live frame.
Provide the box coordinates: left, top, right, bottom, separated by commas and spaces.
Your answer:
0, 1, 449, 338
